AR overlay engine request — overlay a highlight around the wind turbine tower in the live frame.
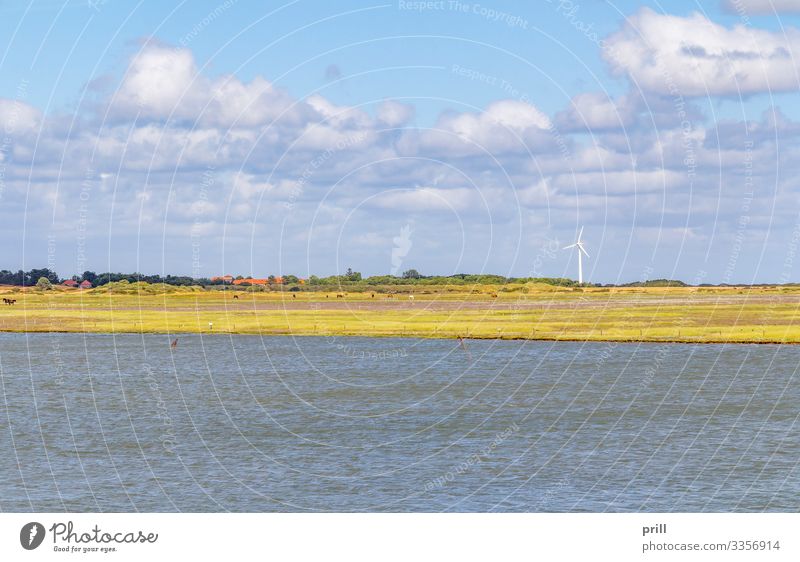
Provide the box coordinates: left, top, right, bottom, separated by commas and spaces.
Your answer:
563, 227, 590, 284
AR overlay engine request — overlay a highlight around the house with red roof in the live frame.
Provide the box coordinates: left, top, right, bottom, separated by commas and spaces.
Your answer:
79, 280, 92, 289
232, 278, 269, 286
62, 279, 78, 287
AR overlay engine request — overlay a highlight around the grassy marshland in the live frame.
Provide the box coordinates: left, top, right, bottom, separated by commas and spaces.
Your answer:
1, 282, 800, 343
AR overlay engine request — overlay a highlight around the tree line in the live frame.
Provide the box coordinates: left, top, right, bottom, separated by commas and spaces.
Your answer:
0, 269, 61, 286
0, 267, 584, 288
3, 267, 694, 289
0, 269, 211, 287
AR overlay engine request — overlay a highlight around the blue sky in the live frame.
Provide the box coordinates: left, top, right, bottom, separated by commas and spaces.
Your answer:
2, 0, 800, 282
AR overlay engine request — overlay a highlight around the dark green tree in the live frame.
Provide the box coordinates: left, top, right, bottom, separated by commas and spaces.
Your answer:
25, 268, 60, 285
345, 268, 361, 282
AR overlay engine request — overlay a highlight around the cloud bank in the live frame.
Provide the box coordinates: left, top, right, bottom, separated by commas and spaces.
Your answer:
1, 10, 798, 282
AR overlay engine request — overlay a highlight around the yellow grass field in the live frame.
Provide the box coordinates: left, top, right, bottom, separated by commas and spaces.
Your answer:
2, 283, 800, 343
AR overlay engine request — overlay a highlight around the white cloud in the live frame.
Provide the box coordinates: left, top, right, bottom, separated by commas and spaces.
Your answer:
555, 92, 637, 131
371, 187, 475, 212
723, 0, 800, 14
114, 44, 198, 119
5, 38, 799, 280
232, 172, 272, 200
416, 100, 554, 156
604, 8, 800, 96
305, 94, 371, 130
484, 100, 552, 130
0, 98, 41, 136
376, 100, 415, 127
439, 99, 550, 143
548, 168, 687, 195
112, 43, 309, 127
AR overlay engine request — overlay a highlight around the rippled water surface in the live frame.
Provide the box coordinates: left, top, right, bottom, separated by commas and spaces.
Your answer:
1, 333, 798, 512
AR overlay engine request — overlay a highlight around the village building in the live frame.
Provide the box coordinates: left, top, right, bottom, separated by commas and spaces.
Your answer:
232, 278, 269, 286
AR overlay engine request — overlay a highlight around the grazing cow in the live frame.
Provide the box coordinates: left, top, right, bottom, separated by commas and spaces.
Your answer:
336, 293, 345, 299
371, 293, 375, 298
387, 293, 394, 299
491, 293, 498, 298
292, 294, 296, 299
233, 294, 239, 300
3, 298, 16, 305
409, 294, 415, 302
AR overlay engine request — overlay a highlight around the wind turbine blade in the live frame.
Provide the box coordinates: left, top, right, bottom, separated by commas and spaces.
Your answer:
578, 244, 590, 258
563, 244, 577, 250
577, 226, 584, 241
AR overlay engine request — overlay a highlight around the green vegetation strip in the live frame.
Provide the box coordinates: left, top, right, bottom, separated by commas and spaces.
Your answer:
1, 283, 799, 344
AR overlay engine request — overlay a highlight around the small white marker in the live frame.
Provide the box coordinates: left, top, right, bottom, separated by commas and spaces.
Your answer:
209, 322, 213, 331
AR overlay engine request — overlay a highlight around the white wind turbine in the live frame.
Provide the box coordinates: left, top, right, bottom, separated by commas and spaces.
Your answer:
563, 226, 590, 284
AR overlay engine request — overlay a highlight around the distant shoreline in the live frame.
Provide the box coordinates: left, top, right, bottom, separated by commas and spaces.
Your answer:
0, 284, 800, 345
1, 284, 798, 345
0, 328, 794, 346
